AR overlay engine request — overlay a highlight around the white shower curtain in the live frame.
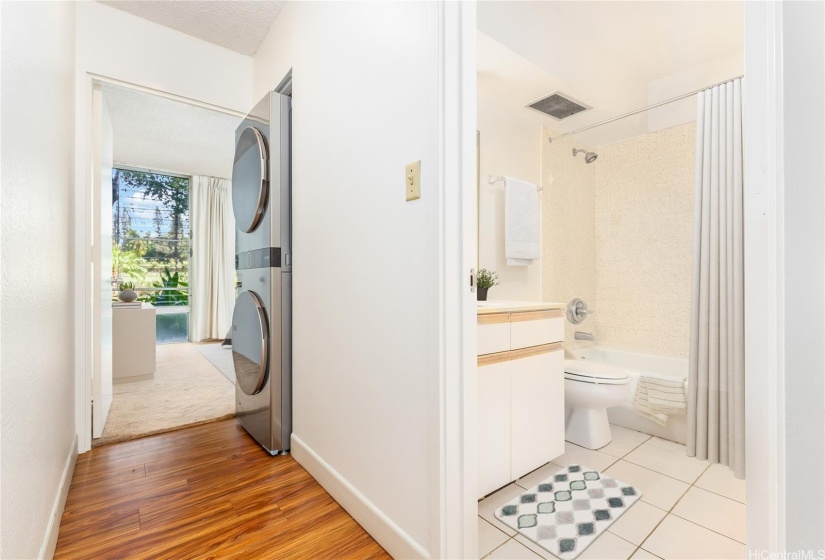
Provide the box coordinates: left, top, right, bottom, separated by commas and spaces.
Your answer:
687, 78, 745, 479
190, 176, 235, 342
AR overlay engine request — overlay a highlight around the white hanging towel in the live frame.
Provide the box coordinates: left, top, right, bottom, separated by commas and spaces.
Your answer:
504, 177, 540, 266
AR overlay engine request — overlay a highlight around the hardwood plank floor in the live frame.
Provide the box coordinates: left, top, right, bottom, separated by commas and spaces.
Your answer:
55, 420, 390, 560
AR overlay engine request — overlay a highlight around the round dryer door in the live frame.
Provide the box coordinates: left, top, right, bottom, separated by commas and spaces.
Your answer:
232, 126, 268, 233
232, 290, 269, 395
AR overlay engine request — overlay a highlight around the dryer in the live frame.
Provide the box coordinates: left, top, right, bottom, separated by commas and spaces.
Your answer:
231, 91, 291, 455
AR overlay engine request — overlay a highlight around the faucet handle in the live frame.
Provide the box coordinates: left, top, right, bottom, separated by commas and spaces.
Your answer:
567, 298, 593, 324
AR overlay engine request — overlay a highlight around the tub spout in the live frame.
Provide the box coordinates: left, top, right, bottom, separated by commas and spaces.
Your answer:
574, 331, 595, 342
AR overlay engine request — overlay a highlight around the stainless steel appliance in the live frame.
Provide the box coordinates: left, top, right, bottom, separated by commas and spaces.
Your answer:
231, 91, 291, 455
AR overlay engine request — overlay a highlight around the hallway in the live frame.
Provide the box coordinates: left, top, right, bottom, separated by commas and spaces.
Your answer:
57, 420, 389, 559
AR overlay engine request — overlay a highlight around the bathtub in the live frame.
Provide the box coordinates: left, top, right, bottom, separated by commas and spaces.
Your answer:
571, 346, 689, 444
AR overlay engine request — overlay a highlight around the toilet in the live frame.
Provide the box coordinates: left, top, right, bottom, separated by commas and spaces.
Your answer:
563, 359, 630, 450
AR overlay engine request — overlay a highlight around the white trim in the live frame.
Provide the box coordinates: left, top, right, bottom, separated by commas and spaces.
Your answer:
114, 162, 193, 180
290, 435, 428, 560
438, 2, 478, 558
90, 73, 245, 118
38, 435, 78, 560
743, 0, 785, 553
75, 71, 94, 453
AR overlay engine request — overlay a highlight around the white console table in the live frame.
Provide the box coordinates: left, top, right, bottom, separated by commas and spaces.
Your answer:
113, 302, 156, 383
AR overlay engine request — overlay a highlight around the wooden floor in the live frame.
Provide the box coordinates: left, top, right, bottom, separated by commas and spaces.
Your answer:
55, 420, 390, 559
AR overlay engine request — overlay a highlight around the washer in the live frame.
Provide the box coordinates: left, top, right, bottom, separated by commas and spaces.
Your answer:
231, 90, 291, 455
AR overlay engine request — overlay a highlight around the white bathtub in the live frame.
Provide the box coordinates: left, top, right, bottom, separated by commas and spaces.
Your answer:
571, 346, 689, 444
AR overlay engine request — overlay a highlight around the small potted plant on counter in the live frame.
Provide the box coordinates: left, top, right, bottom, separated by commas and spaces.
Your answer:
476, 268, 499, 301
118, 281, 138, 303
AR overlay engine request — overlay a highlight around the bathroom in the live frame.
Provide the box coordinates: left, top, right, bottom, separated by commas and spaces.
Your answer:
474, 2, 745, 559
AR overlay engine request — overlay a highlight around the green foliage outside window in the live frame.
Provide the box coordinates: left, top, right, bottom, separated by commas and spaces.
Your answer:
111, 168, 190, 306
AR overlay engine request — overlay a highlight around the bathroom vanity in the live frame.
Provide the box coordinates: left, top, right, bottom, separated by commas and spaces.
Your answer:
477, 301, 565, 498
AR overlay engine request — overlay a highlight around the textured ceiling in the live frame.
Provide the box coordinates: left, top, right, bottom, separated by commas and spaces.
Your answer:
102, 84, 241, 179
98, 0, 284, 55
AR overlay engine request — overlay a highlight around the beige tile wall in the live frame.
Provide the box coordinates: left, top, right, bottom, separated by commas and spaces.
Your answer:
540, 129, 597, 346
541, 122, 696, 358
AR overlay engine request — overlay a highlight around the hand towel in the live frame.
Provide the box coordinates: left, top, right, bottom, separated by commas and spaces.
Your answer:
504, 177, 540, 266
633, 374, 687, 426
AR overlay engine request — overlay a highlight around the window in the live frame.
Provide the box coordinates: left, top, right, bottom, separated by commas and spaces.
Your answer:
112, 168, 190, 343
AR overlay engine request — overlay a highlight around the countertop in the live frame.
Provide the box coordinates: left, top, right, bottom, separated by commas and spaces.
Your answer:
476, 300, 565, 315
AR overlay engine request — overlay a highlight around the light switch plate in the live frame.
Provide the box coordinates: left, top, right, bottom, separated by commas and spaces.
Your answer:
406, 160, 421, 201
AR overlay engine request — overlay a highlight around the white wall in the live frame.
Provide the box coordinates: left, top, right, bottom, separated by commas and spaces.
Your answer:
76, 2, 252, 112
477, 92, 542, 301
647, 50, 744, 134
1, 2, 78, 558
73, 1, 254, 452
781, 0, 825, 550
253, 2, 442, 557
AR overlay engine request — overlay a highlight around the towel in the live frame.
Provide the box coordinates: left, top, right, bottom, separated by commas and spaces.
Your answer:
504, 177, 540, 266
633, 375, 687, 427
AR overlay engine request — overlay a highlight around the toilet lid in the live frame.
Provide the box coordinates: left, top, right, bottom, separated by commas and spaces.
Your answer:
564, 359, 629, 385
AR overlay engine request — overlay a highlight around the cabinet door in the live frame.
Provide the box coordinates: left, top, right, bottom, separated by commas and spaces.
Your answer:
478, 360, 511, 498
510, 349, 565, 479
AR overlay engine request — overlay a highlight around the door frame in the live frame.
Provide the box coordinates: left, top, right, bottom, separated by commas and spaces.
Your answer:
73, 73, 244, 453
743, 1, 786, 552
448, 2, 788, 556
437, 1, 478, 558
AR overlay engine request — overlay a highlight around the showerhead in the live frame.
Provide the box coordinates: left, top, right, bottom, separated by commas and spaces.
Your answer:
572, 148, 598, 164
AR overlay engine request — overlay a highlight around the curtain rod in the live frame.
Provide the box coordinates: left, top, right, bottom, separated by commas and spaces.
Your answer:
547, 75, 744, 143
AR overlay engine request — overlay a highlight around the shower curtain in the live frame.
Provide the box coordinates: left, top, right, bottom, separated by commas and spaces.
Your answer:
687, 78, 745, 479
190, 176, 235, 342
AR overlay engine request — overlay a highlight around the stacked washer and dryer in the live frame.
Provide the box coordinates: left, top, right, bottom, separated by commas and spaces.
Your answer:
230, 90, 292, 455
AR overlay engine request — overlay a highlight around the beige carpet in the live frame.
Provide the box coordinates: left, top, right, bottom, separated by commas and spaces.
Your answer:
94, 342, 235, 447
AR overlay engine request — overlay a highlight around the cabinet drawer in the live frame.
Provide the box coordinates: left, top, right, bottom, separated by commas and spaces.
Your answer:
510, 312, 563, 349
478, 318, 510, 356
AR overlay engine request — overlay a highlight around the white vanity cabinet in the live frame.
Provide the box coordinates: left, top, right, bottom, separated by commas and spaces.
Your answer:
477, 305, 565, 498
477, 360, 511, 497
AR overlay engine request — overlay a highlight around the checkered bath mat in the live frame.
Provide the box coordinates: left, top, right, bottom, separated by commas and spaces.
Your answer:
494, 464, 642, 560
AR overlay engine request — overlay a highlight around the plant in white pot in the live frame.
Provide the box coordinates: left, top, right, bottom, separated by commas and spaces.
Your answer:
476, 269, 499, 301
118, 281, 138, 303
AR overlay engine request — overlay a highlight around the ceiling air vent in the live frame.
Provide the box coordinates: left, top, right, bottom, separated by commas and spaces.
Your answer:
526, 92, 590, 120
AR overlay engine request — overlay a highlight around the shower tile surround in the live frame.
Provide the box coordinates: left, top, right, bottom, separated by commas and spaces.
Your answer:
478, 427, 746, 559
541, 122, 697, 358
541, 133, 596, 347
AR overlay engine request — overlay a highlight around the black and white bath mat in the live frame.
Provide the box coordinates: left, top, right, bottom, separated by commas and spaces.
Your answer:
494, 464, 642, 560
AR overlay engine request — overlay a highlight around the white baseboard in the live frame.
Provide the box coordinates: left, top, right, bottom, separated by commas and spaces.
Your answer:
39, 435, 78, 560
291, 434, 429, 560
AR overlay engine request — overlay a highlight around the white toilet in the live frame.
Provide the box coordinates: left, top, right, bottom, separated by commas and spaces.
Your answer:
563, 359, 630, 450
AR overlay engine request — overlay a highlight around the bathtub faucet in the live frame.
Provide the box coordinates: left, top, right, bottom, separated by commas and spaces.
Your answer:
574, 331, 595, 342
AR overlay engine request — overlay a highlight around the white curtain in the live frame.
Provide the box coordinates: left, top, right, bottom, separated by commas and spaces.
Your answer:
190, 176, 235, 342
687, 78, 745, 479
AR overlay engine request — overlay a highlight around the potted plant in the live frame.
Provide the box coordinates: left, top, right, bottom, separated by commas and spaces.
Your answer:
476, 269, 499, 301
118, 281, 138, 303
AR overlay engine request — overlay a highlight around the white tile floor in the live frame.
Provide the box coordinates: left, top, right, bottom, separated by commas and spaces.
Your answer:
478, 425, 746, 560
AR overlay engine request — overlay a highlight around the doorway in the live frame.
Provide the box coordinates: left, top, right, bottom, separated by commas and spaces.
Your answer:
89, 80, 241, 446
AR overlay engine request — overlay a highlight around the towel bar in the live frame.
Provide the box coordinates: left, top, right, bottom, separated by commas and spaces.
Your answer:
487, 175, 543, 191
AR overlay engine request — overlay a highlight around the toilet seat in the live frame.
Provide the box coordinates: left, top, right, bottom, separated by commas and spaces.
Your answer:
564, 360, 629, 385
